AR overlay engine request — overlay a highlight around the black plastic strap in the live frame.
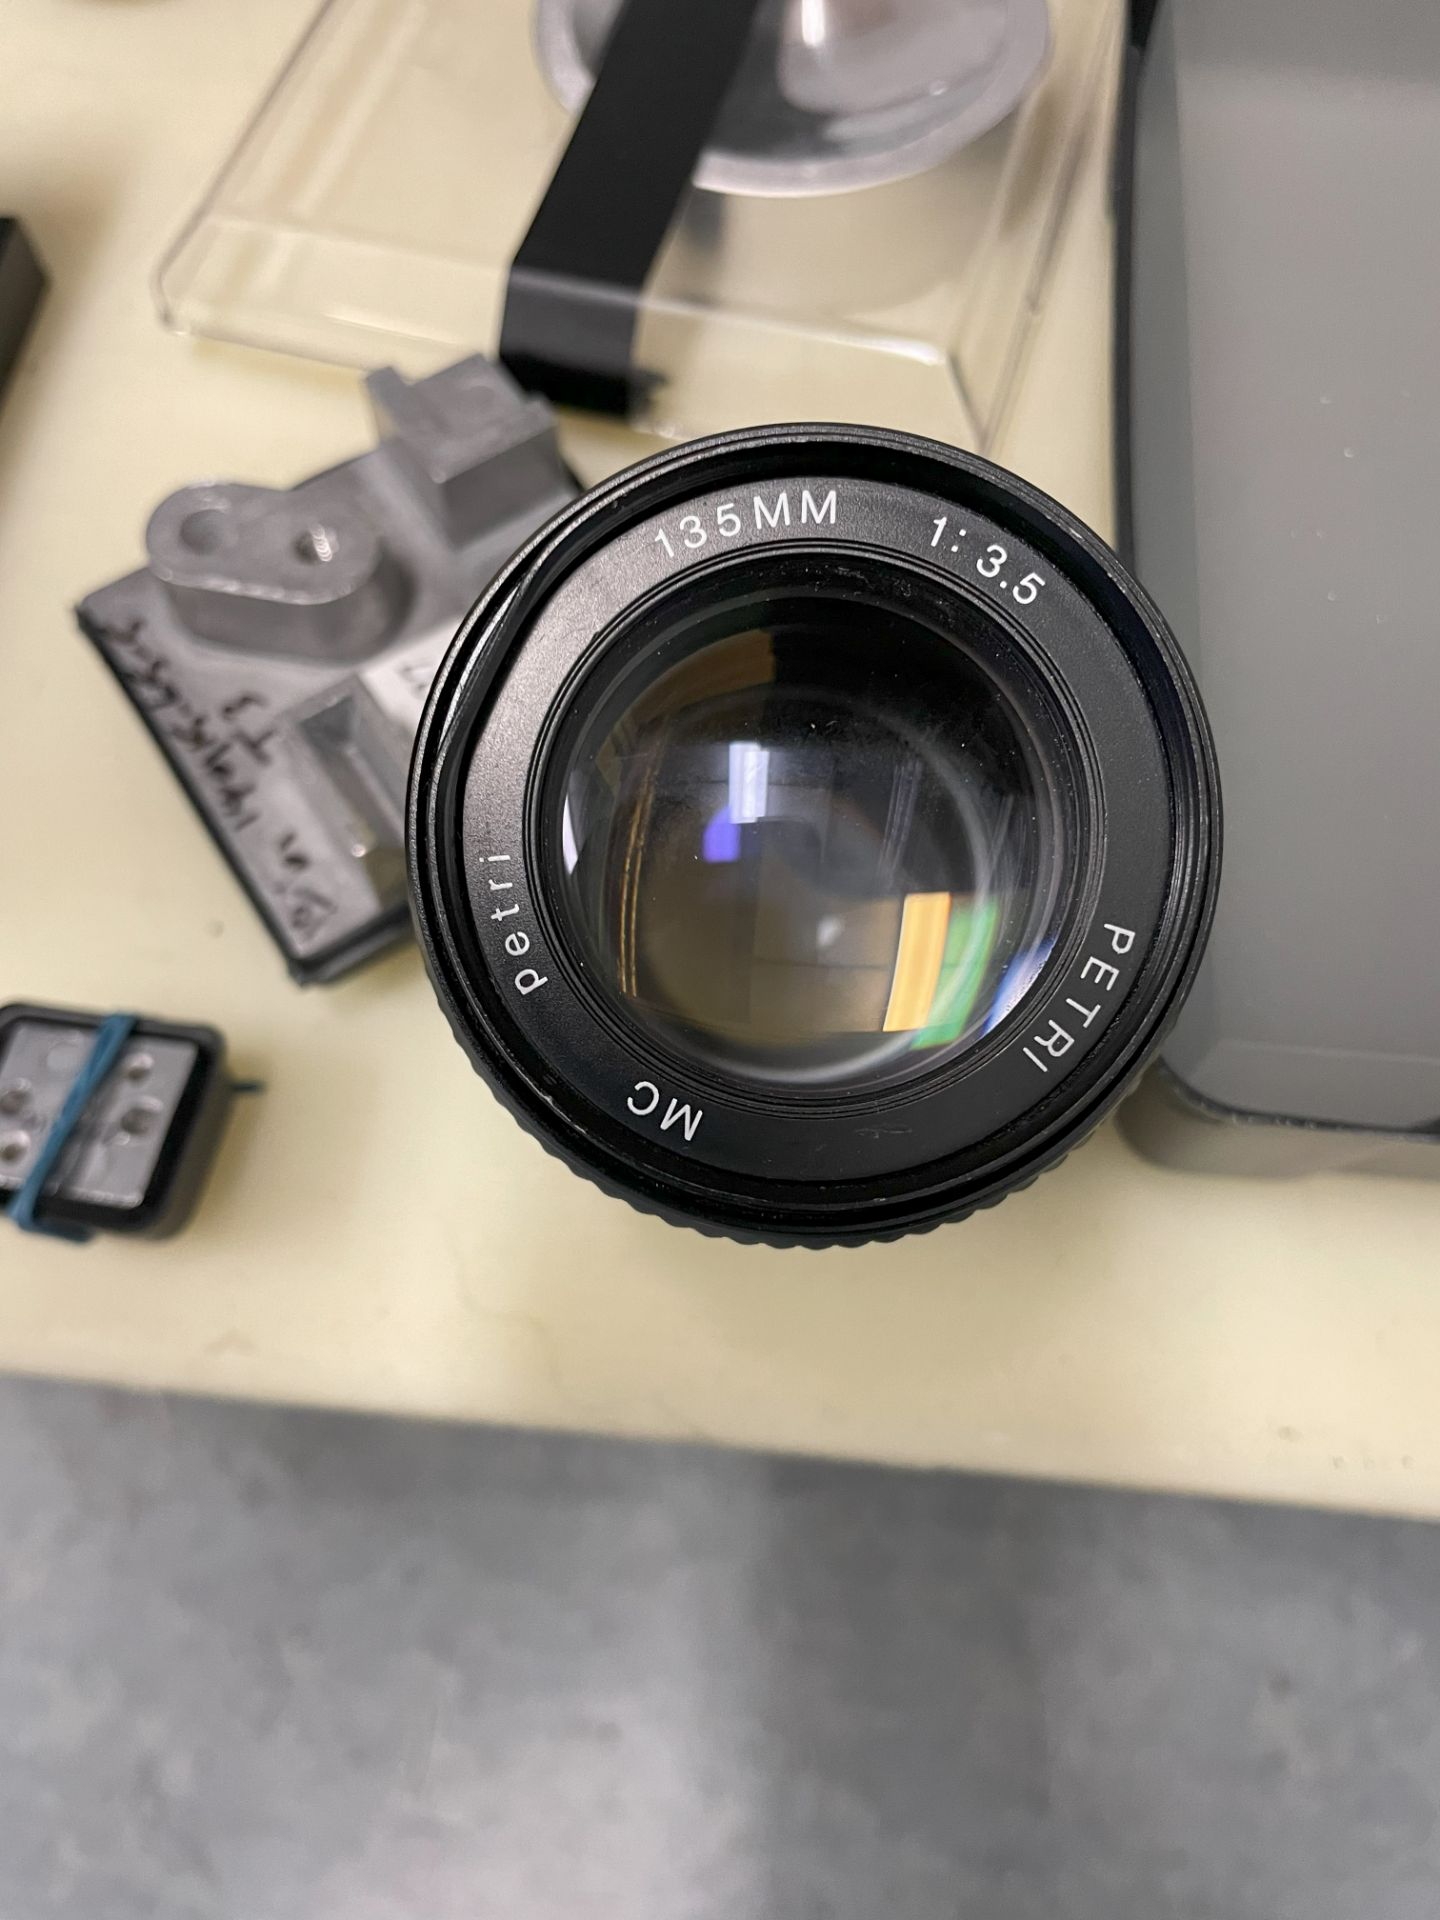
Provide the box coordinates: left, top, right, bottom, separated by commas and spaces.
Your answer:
500, 0, 766, 415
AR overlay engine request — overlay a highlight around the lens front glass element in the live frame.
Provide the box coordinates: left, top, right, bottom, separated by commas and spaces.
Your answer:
551, 587, 1070, 1090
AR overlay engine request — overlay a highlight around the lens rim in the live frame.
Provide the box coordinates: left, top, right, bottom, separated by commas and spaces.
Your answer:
408, 425, 1220, 1245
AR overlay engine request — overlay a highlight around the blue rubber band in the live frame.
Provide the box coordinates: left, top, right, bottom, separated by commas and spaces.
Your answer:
9, 1014, 138, 1243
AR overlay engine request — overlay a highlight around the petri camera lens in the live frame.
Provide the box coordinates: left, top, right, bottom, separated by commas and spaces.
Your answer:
551, 589, 1069, 1089
409, 425, 1219, 1246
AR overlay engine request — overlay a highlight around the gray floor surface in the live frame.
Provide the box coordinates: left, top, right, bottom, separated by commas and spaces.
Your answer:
1, 1374, 1438, 1920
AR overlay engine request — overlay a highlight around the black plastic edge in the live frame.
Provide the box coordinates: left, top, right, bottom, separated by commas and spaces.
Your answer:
1110, 0, 1153, 569
0, 217, 46, 409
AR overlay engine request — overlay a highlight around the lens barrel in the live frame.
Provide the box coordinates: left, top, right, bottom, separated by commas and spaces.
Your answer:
408, 426, 1219, 1246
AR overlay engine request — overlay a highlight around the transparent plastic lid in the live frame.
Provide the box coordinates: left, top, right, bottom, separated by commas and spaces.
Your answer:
157, 0, 1117, 450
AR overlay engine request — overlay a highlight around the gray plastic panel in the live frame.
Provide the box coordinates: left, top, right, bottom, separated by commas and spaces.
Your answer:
1127, 0, 1440, 1154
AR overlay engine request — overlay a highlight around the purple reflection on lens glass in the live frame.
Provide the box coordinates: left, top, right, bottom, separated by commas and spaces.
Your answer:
983, 939, 1055, 1034
703, 806, 742, 864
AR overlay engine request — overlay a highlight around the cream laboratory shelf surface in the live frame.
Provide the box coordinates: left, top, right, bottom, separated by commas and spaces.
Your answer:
2, 0, 1437, 1516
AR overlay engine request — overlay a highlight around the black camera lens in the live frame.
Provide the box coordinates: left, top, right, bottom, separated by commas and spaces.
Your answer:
409, 426, 1219, 1246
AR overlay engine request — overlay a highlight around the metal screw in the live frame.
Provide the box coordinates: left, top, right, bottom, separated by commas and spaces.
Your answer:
293, 525, 340, 565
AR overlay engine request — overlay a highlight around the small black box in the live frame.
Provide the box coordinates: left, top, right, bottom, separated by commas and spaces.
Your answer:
0, 1004, 232, 1241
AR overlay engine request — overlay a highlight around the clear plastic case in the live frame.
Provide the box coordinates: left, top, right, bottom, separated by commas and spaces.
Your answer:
157, 0, 1117, 450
